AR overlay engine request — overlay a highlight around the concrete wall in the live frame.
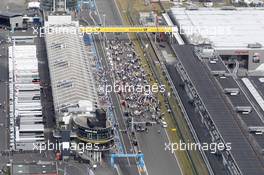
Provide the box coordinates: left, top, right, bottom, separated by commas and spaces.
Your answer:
10, 16, 23, 29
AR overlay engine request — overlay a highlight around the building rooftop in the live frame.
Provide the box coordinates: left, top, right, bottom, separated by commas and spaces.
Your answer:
12, 162, 57, 175
8, 44, 44, 150
45, 15, 98, 113
0, 11, 22, 18
73, 109, 110, 129
170, 7, 264, 50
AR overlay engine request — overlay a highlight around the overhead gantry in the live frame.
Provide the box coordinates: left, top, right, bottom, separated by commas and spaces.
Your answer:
79, 26, 178, 33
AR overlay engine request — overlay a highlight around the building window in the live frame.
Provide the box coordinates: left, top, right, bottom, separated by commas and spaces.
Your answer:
253, 53, 260, 63
54, 59, 68, 68
57, 80, 73, 88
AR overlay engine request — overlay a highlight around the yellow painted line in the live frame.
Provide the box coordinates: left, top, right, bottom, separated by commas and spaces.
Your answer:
80, 26, 173, 33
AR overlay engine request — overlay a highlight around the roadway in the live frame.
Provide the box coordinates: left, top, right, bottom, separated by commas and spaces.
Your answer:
91, 0, 183, 174
79, 3, 140, 175
169, 44, 264, 175
133, 30, 183, 175
94, 36, 139, 174
137, 125, 182, 175
165, 63, 228, 175
0, 29, 10, 171
93, 35, 140, 174
35, 35, 56, 144
151, 33, 228, 174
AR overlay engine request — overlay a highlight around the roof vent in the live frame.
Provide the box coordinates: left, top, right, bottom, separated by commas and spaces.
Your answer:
248, 43, 262, 48
248, 126, 264, 134
224, 88, 239, 96
235, 106, 252, 114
